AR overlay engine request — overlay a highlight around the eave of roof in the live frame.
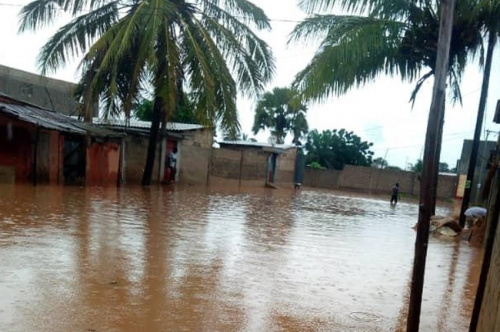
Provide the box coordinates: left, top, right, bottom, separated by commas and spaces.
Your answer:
218, 140, 295, 150
94, 118, 206, 132
0, 94, 122, 138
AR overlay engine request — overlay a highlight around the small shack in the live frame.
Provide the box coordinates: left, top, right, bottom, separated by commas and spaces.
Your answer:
95, 119, 213, 185
0, 94, 123, 186
213, 140, 297, 188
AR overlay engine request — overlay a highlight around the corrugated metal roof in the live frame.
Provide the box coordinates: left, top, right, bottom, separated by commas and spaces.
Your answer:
0, 101, 86, 135
94, 118, 205, 131
219, 140, 295, 150
0, 96, 122, 138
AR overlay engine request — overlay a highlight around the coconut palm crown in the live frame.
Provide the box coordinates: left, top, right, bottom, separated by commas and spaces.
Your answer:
18, 0, 275, 133
290, 0, 487, 105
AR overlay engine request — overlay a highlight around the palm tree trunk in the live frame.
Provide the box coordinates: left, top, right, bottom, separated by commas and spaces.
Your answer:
458, 29, 497, 227
142, 97, 163, 186
406, 0, 456, 330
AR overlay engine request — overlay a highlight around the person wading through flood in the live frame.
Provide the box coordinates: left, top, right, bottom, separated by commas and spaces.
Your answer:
167, 147, 178, 183
390, 183, 400, 205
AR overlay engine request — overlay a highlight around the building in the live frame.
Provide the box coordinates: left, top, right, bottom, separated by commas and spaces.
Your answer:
213, 141, 298, 188
0, 65, 82, 116
0, 94, 123, 186
456, 139, 497, 201
95, 119, 214, 185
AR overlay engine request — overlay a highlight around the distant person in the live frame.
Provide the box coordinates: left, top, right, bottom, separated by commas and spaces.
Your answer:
168, 147, 178, 183
390, 183, 400, 205
464, 206, 487, 228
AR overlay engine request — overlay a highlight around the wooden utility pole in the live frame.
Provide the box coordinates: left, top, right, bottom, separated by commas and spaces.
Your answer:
406, 0, 456, 330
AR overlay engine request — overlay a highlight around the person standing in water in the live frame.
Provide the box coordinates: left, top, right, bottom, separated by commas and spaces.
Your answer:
168, 147, 178, 183
390, 183, 400, 205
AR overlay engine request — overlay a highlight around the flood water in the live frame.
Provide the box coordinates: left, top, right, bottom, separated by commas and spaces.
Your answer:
0, 184, 481, 332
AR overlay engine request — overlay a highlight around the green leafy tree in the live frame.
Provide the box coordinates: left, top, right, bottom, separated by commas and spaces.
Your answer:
308, 161, 326, 170
439, 162, 451, 172
134, 97, 199, 124
19, 0, 275, 185
252, 87, 308, 145
305, 129, 374, 170
372, 157, 389, 169
411, 159, 423, 173
134, 99, 155, 122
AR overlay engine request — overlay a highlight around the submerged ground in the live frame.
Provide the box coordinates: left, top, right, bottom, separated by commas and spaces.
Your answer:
0, 184, 481, 331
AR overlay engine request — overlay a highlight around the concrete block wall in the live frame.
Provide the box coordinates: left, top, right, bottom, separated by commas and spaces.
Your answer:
241, 150, 268, 181
209, 148, 277, 186
276, 149, 296, 184
304, 165, 457, 199
0, 65, 80, 116
186, 128, 213, 149
362, 166, 417, 195
211, 148, 242, 179
122, 135, 160, 184
180, 144, 211, 185
303, 169, 341, 189
436, 173, 457, 198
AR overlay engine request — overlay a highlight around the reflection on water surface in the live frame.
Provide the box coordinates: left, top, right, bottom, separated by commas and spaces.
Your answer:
0, 185, 480, 331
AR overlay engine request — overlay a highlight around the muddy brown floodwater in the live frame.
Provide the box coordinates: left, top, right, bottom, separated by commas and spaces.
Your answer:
0, 184, 481, 332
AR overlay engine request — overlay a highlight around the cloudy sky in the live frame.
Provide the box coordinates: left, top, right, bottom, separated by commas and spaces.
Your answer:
1, 0, 499, 169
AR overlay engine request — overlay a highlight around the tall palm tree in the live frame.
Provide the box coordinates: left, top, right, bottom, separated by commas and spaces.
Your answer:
292, 0, 499, 329
18, 0, 275, 185
252, 87, 309, 145
459, 0, 500, 227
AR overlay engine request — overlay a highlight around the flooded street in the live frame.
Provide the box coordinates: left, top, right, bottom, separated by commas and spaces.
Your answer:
0, 184, 481, 332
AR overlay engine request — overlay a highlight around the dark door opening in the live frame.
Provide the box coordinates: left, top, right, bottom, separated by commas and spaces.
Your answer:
63, 135, 86, 185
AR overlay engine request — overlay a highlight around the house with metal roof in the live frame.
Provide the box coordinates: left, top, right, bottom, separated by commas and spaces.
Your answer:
95, 118, 213, 185
0, 93, 123, 186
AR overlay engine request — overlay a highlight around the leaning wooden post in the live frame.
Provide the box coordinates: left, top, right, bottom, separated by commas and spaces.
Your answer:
406, 0, 456, 330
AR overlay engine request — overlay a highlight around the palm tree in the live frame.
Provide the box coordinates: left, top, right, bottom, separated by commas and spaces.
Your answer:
252, 87, 309, 145
18, 0, 275, 185
289, 0, 485, 105
291, 0, 500, 329
459, 0, 500, 227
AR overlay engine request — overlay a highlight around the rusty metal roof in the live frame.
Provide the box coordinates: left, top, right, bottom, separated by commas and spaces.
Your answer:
0, 94, 122, 138
94, 118, 206, 131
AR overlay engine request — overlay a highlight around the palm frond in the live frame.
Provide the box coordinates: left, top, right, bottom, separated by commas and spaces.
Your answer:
201, 0, 272, 30
36, 1, 119, 74
408, 69, 433, 106
181, 16, 240, 132
291, 15, 406, 101
18, 0, 63, 32
200, 4, 275, 95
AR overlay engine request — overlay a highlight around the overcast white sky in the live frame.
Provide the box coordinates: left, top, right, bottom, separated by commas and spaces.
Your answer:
1, 0, 499, 169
